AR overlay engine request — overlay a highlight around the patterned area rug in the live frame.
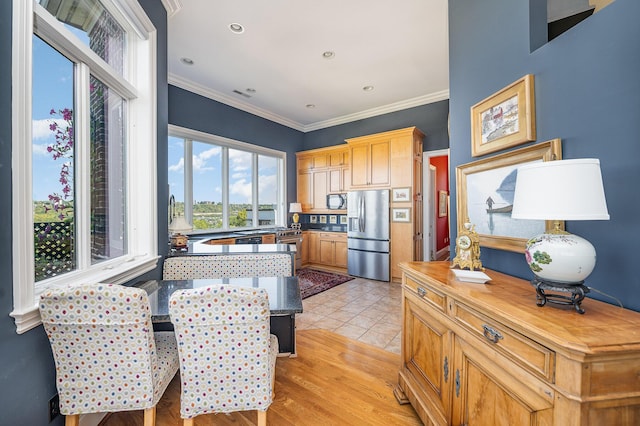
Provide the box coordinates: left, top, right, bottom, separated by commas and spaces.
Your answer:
297, 268, 354, 299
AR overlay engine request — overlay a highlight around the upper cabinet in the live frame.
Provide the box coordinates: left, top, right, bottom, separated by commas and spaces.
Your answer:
296, 145, 349, 213
346, 127, 424, 190
349, 139, 390, 187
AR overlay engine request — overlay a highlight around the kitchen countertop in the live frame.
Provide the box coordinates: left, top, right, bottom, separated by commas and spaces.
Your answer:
301, 225, 346, 232
188, 242, 296, 255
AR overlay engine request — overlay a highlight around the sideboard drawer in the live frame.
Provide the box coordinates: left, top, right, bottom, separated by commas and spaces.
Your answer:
453, 302, 556, 382
404, 276, 446, 313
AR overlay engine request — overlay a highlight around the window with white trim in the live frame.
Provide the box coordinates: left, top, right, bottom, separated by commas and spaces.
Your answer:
11, 0, 159, 333
168, 125, 287, 233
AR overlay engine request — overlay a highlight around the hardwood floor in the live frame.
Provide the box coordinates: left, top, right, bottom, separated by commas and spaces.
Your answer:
100, 329, 420, 426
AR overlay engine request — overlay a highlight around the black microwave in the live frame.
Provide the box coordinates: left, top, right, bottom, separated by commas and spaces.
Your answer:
326, 193, 347, 210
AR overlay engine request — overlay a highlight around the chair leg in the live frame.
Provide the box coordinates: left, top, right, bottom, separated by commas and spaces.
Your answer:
143, 406, 156, 426
65, 414, 79, 426
257, 410, 267, 426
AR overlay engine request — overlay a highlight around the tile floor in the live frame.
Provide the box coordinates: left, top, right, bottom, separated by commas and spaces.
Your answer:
296, 277, 403, 354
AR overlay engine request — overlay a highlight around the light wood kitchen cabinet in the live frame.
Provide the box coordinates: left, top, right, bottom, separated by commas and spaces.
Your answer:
261, 234, 275, 244
328, 167, 350, 193
300, 231, 310, 266
348, 139, 390, 187
318, 232, 347, 269
306, 231, 320, 264
303, 231, 347, 272
396, 261, 640, 426
297, 171, 313, 212
296, 146, 349, 213
202, 238, 236, 245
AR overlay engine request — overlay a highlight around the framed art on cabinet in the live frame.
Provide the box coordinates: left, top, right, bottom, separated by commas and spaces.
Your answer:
455, 139, 562, 252
392, 187, 411, 202
471, 74, 536, 157
392, 208, 411, 223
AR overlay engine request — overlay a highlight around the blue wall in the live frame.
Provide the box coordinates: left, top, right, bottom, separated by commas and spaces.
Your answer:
449, 0, 640, 310
302, 100, 450, 152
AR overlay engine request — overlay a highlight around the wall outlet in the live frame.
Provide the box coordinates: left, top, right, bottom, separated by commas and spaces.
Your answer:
48, 394, 60, 422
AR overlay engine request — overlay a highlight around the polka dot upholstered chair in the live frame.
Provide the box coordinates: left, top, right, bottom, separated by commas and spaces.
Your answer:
39, 283, 180, 426
169, 285, 279, 426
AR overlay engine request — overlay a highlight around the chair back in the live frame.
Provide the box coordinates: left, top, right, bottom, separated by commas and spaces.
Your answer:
39, 283, 161, 415
169, 285, 274, 418
162, 253, 293, 280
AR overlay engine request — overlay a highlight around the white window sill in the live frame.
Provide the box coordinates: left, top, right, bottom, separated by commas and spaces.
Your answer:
10, 255, 160, 334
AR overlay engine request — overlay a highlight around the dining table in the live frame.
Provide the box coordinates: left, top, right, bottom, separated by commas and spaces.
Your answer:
134, 276, 303, 356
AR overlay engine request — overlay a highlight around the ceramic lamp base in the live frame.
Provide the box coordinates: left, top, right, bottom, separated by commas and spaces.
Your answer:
525, 232, 596, 284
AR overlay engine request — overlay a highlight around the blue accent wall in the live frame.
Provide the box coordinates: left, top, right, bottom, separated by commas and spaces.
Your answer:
449, 0, 640, 310
302, 100, 450, 152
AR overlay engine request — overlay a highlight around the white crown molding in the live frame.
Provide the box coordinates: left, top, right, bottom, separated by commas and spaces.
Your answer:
169, 73, 305, 130
161, 0, 182, 17
302, 90, 450, 132
168, 73, 450, 133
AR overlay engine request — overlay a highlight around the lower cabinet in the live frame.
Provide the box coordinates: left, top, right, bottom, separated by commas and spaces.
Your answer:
318, 232, 347, 268
304, 231, 347, 271
396, 261, 640, 426
300, 231, 310, 266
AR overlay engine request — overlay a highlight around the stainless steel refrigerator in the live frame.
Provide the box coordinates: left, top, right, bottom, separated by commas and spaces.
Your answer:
347, 189, 390, 281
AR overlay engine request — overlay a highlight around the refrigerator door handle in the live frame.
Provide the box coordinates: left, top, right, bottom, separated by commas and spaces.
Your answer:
359, 196, 365, 232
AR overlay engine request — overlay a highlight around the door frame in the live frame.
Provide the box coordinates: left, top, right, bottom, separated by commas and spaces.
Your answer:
423, 149, 450, 261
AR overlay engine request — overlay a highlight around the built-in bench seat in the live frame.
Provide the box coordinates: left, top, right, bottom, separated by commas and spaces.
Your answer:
162, 253, 293, 280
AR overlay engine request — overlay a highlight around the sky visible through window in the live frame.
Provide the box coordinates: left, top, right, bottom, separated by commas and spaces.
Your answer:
32, 35, 74, 202
168, 137, 279, 205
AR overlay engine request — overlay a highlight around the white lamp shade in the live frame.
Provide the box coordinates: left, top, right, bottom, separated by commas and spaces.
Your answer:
511, 159, 609, 221
169, 216, 192, 234
289, 202, 302, 213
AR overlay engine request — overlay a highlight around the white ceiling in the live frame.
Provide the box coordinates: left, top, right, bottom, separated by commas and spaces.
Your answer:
166, 0, 449, 132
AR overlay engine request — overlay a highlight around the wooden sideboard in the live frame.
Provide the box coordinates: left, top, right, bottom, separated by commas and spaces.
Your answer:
395, 261, 640, 426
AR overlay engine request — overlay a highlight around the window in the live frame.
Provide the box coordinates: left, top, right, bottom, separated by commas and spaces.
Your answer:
168, 125, 286, 233
11, 0, 158, 333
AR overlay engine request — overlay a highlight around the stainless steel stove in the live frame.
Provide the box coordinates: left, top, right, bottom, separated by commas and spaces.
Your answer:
276, 228, 303, 270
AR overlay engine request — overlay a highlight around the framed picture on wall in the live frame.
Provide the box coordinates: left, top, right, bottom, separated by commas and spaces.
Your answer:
455, 139, 562, 252
438, 190, 448, 217
471, 74, 536, 157
392, 187, 411, 202
392, 208, 411, 223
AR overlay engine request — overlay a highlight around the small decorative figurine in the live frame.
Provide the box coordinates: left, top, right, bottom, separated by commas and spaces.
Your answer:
451, 222, 483, 271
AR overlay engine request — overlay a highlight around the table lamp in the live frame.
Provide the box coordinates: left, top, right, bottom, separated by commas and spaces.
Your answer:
511, 159, 609, 312
289, 202, 302, 229
169, 215, 192, 249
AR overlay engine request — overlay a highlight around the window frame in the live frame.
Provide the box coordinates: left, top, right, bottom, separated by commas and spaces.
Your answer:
11, 0, 159, 334
169, 124, 287, 232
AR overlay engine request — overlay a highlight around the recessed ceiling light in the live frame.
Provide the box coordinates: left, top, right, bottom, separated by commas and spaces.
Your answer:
180, 57, 194, 65
322, 51, 335, 59
306, 104, 316, 109
229, 23, 244, 34
363, 85, 374, 92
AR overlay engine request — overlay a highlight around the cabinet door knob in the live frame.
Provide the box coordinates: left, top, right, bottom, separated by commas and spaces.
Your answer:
417, 287, 427, 298
482, 324, 503, 344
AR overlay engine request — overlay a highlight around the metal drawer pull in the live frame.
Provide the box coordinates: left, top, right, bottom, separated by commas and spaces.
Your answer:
443, 356, 449, 383
417, 287, 427, 297
482, 324, 503, 344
